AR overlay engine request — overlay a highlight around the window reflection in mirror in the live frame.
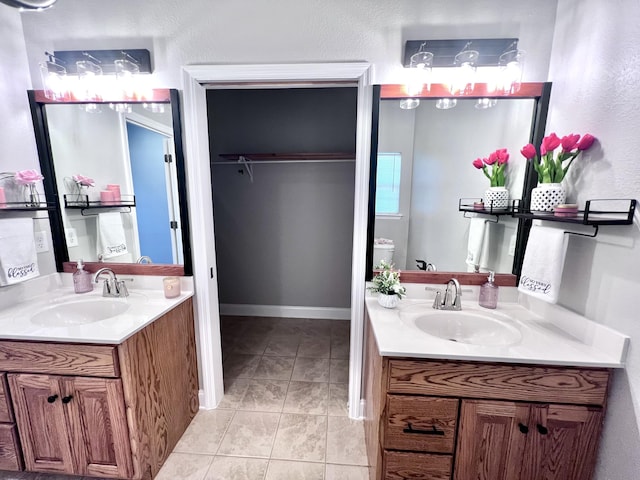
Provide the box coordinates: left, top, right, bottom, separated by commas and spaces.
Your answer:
373, 97, 535, 273
45, 102, 183, 265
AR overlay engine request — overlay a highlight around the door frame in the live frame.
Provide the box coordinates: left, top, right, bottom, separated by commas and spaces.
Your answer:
182, 63, 373, 418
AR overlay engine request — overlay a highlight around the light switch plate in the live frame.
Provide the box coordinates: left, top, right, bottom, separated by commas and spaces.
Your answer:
65, 227, 79, 247
34, 231, 48, 253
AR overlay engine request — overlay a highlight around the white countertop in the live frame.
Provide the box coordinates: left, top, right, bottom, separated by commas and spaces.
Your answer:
0, 274, 194, 345
366, 286, 629, 368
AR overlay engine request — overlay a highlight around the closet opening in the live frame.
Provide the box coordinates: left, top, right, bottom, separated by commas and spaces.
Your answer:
207, 86, 358, 413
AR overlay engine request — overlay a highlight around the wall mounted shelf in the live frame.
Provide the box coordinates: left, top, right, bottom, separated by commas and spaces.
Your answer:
0, 201, 55, 212
512, 199, 637, 238
215, 152, 356, 164
459, 198, 516, 216
64, 194, 136, 216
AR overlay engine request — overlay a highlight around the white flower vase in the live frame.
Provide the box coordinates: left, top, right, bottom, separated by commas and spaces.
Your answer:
484, 186, 509, 210
24, 183, 39, 207
530, 183, 566, 212
377, 293, 399, 309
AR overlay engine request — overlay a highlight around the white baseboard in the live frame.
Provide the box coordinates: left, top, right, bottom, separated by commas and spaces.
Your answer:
219, 303, 351, 320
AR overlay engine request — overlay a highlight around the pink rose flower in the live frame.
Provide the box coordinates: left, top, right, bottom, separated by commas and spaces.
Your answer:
520, 143, 537, 159
72, 174, 96, 187
14, 169, 44, 185
576, 133, 596, 151
561, 134, 580, 152
540, 133, 561, 156
472, 158, 484, 169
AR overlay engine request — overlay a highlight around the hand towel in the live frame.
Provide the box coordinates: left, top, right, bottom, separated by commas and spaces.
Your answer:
97, 212, 128, 259
466, 217, 486, 272
0, 218, 39, 286
518, 225, 569, 304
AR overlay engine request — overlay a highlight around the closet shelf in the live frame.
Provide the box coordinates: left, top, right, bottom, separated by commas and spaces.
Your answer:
216, 152, 356, 164
64, 194, 136, 210
512, 199, 636, 226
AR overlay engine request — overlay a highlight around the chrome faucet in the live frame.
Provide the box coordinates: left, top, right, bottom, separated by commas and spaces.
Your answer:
94, 267, 129, 298
433, 278, 462, 311
136, 256, 152, 264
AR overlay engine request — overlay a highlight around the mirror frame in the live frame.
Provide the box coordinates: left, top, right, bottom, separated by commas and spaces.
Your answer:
366, 82, 552, 284
28, 88, 193, 276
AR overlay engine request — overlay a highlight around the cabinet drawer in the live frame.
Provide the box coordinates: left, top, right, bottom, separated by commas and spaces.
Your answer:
383, 450, 451, 480
0, 424, 23, 471
384, 395, 458, 453
388, 360, 609, 406
0, 374, 13, 422
0, 341, 119, 378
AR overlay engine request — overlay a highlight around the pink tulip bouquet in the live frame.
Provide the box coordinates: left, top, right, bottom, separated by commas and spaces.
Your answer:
520, 133, 595, 183
472, 148, 510, 187
72, 174, 95, 188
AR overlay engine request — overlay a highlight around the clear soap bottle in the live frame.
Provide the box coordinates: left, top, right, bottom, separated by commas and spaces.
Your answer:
73, 259, 93, 294
479, 270, 498, 309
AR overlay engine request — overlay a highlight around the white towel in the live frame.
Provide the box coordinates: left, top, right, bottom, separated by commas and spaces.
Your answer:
518, 225, 569, 304
0, 218, 39, 286
466, 218, 486, 271
97, 212, 128, 259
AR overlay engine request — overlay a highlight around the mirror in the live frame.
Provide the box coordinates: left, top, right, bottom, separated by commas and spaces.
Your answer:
367, 83, 551, 281
29, 89, 192, 275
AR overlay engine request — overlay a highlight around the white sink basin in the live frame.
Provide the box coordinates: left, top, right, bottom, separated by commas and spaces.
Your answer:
403, 309, 522, 346
31, 298, 131, 327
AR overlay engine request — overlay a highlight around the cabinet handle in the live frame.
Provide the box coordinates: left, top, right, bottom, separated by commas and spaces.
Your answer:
536, 424, 548, 435
47, 394, 58, 403
62, 395, 73, 404
403, 423, 445, 436
518, 423, 529, 434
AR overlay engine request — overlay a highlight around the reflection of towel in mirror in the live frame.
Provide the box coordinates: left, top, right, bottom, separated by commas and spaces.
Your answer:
466, 218, 486, 272
0, 218, 39, 286
518, 225, 568, 304
97, 212, 128, 259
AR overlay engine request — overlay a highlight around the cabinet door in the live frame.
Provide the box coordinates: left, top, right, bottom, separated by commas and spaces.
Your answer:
8, 374, 75, 475
454, 400, 530, 480
62, 376, 133, 478
520, 404, 603, 480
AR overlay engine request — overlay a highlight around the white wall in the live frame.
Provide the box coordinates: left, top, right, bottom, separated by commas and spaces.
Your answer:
547, 1, 640, 478
19, 0, 558, 87
0, 4, 56, 279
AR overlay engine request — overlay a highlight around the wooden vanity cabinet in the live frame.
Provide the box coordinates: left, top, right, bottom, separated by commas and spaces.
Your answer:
0, 373, 22, 472
363, 313, 611, 480
0, 297, 198, 479
9, 374, 132, 478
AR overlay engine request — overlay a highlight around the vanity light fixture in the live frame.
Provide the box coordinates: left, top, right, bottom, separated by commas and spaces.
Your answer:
475, 98, 498, 109
498, 43, 526, 94
401, 38, 521, 98
399, 98, 420, 110
143, 102, 166, 114
109, 103, 133, 114
39, 52, 67, 100
435, 98, 457, 110
38, 49, 153, 102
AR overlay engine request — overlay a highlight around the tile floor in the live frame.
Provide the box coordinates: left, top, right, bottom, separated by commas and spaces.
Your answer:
0, 316, 368, 480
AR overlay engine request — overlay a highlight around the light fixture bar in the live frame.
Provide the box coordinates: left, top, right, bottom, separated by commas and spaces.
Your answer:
53, 49, 152, 75
403, 39, 518, 68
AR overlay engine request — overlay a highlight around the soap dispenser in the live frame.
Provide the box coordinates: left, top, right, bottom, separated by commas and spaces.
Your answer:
73, 259, 93, 294
479, 270, 498, 309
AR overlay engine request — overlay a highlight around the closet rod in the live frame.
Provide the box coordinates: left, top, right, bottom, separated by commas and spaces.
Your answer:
212, 159, 356, 165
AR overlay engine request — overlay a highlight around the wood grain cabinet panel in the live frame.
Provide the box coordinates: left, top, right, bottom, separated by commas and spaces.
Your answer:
8, 374, 75, 475
383, 451, 452, 480
384, 395, 458, 453
0, 424, 23, 471
0, 373, 13, 422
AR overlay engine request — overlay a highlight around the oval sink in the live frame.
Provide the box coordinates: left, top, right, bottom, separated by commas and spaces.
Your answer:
31, 298, 130, 327
410, 310, 522, 346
